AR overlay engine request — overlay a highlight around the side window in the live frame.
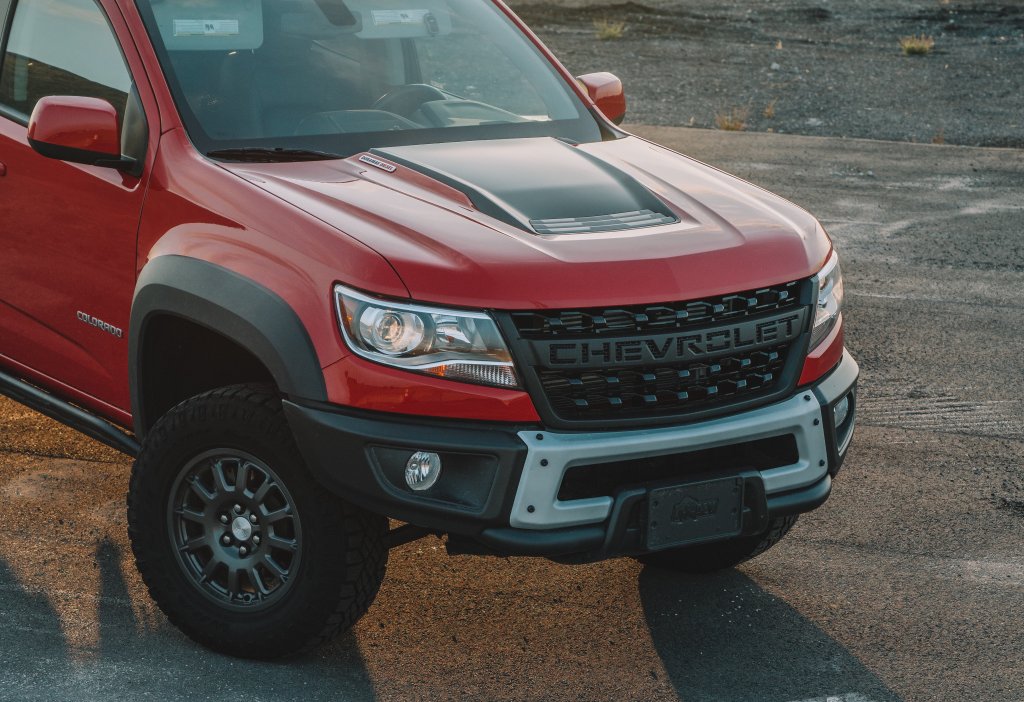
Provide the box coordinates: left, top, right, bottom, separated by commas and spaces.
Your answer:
0, 0, 131, 123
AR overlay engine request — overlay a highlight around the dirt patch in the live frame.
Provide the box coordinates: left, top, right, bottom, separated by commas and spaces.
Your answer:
510, 0, 1024, 147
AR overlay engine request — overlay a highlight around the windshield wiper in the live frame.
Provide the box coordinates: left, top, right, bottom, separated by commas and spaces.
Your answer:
206, 147, 344, 163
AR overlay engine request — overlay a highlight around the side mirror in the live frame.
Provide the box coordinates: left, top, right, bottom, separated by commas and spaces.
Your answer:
27, 96, 138, 175
577, 72, 626, 125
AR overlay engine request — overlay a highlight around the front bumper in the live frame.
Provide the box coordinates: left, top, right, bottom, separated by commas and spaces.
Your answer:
285, 350, 858, 559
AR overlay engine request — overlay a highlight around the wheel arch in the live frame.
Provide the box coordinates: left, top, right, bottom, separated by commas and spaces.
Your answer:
130, 255, 328, 437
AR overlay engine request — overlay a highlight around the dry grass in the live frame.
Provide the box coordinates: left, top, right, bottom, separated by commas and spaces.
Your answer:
932, 128, 946, 144
715, 106, 749, 131
900, 34, 936, 55
593, 18, 626, 40
763, 99, 777, 119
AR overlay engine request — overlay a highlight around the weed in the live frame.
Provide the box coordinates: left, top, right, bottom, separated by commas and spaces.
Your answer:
593, 19, 626, 40
763, 99, 777, 119
715, 106, 749, 131
900, 34, 936, 55
932, 128, 946, 144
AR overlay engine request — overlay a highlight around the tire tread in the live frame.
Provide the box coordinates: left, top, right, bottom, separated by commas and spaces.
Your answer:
127, 384, 387, 659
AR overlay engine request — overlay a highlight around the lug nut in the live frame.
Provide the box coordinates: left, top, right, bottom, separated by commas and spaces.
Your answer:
239, 546, 248, 556
249, 513, 258, 524
233, 504, 243, 514
252, 535, 260, 545
220, 514, 229, 524
221, 535, 231, 545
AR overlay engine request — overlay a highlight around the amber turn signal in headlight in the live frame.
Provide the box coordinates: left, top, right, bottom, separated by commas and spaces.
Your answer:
335, 285, 520, 388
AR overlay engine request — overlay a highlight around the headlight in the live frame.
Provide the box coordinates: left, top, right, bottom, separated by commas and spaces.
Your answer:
810, 250, 844, 350
335, 285, 519, 388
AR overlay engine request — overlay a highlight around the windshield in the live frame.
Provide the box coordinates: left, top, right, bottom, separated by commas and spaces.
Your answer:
135, 0, 604, 159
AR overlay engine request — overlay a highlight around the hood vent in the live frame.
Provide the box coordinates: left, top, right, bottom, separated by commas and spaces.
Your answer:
373, 137, 679, 236
531, 208, 677, 235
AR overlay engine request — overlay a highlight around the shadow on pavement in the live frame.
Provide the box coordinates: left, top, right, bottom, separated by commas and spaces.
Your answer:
639, 565, 902, 702
0, 522, 903, 701
0, 543, 379, 702
0, 556, 73, 701
96, 537, 139, 660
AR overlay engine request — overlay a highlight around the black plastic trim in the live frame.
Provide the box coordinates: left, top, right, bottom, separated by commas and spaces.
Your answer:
129, 256, 326, 436
282, 400, 531, 536
766, 473, 832, 516
812, 356, 859, 477
601, 487, 647, 554
279, 354, 852, 559
0, 367, 139, 456
495, 278, 817, 430
476, 525, 606, 557
472, 472, 829, 559
589, 107, 629, 140
27, 138, 141, 177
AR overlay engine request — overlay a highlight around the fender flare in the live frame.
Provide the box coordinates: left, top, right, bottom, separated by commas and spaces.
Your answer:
129, 255, 327, 436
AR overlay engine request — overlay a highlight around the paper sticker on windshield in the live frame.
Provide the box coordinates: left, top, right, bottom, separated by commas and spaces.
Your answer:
173, 19, 241, 37
371, 9, 430, 26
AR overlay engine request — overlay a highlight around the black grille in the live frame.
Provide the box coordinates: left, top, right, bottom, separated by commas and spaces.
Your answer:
538, 348, 788, 421
504, 281, 809, 426
511, 281, 801, 338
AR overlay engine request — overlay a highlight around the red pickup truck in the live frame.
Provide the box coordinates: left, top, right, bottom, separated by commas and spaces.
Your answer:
0, 0, 856, 658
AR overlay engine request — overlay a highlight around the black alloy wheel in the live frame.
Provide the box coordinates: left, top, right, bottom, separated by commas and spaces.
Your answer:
128, 384, 388, 659
168, 450, 302, 610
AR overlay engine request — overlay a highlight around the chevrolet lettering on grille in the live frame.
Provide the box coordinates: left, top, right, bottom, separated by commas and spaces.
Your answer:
536, 308, 806, 369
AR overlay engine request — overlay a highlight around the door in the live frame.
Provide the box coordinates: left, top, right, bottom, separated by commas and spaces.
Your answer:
0, 0, 150, 417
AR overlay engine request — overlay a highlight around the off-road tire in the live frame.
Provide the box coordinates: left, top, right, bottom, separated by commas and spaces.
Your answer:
127, 384, 387, 659
635, 515, 798, 573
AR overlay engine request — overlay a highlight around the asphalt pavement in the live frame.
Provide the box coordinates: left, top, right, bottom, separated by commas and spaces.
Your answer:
0, 127, 1021, 701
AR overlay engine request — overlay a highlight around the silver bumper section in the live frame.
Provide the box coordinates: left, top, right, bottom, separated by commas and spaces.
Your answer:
509, 350, 859, 530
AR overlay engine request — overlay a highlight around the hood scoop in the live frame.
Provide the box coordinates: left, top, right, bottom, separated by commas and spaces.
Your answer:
372, 137, 678, 235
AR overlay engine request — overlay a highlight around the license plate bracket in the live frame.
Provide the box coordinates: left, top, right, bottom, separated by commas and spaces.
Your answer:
646, 476, 745, 550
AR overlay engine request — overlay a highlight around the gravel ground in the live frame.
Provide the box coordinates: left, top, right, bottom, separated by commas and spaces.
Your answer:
510, 0, 1024, 147
1, 129, 1022, 701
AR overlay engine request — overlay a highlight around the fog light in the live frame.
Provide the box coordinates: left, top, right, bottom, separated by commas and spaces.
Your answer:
834, 394, 851, 428
405, 451, 441, 491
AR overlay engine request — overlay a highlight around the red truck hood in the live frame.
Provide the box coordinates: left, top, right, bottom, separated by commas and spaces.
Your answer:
225, 135, 830, 310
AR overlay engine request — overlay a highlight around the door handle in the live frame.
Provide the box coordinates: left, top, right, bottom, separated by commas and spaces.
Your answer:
0, 162, 6, 177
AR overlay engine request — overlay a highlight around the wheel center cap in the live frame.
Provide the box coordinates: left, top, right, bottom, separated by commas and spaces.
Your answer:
231, 516, 253, 541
